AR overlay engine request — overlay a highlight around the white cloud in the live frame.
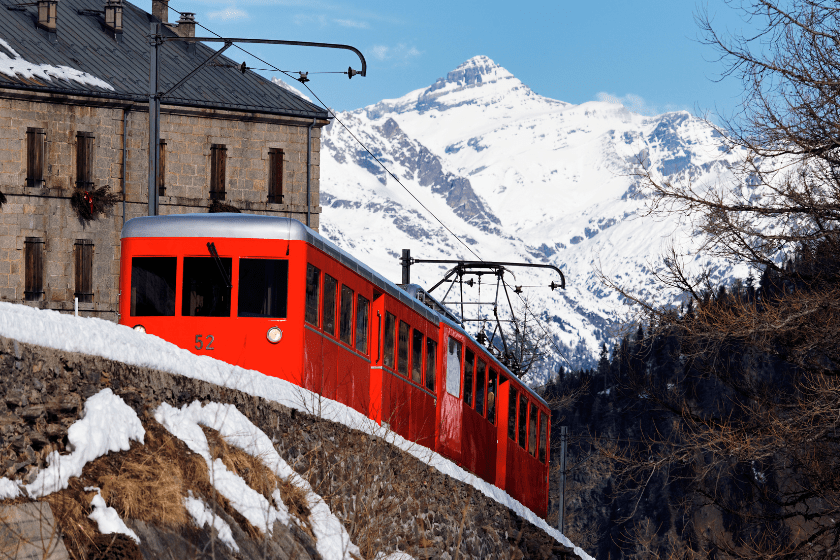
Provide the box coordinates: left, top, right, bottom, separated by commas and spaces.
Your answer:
333, 18, 369, 28
369, 43, 421, 62
207, 6, 250, 21
594, 92, 688, 116
292, 14, 370, 28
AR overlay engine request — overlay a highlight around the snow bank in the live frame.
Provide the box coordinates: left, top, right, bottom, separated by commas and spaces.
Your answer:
25, 388, 145, 498
184, 492, 239, 552
0, 38, 114, 90
0, 303, 593, 560
86, 487, 141, 544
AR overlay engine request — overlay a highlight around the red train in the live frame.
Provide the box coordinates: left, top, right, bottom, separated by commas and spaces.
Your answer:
119, 214, 551, 517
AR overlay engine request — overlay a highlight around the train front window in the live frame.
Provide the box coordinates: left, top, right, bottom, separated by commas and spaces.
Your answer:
182, 257, 231, 317
323, 275, 337, 336
425, 338, 437, 392
237, 259, 288, 318
518, 394, 528, 449
339, 285, 354, 345
538, 411, 548, 463
130, 257, 176, 316
463, 349, 475, 406
397, 321, 410, 376
355, 294, 369, 354
487, 369, 497, 424
508, 388, 518, 441
446, 337, 462, 397
384, 312, 396, 368
528, 402, 537, 455
475, 360, 486, 416
411, 329, 423, 384
305, 264, 320, 326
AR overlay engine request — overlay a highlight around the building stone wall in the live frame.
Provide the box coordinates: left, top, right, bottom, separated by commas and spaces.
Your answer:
0, 89, 326, 321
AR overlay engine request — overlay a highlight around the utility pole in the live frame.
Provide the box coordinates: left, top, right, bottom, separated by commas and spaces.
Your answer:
558, 425, 568, 534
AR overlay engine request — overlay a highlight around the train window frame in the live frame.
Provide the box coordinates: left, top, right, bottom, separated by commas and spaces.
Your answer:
475, 359, 486, 417
383, 312, 396, 369
323, 274, 338, 337
538, 411, 548, 463
425, 338, 437, 393
305, 264, 320, 327
130, 256, 176, 317
397, 320, 410, 376
508, 387, 518, 441
355, 294, 370, 354
446, 337, 462, 397
411, 328, 423, 385
518, 394, 528, 449
236, 258, 288, 318
182, 256, 232, 317
339, 284, 354, 346
487, 368, 497, 424
463, 349, 475, 407
528, 402, 538, 456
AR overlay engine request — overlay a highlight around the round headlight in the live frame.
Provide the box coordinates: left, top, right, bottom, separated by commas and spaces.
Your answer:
133, 324, 146, 334
266, 327, 282, 344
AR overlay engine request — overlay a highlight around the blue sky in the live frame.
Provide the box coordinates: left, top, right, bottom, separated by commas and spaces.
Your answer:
152, 0, 749, 117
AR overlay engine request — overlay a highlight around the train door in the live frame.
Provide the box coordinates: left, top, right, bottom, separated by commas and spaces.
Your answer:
437, 324, 465, 465
369, 293, 386, 425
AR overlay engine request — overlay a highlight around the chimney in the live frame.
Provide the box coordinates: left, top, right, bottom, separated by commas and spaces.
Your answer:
104, 0, 123, 34
175, 12, 195, 38
152, 0, 168, 23
36, 0, 58, 32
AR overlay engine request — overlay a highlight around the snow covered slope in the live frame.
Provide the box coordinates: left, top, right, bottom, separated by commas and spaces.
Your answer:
318, 55, 747, 382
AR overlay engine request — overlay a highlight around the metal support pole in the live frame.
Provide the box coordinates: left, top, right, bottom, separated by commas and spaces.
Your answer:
558, 426, 568, 534
148, 23, 161, 217
401, 249, 411, 284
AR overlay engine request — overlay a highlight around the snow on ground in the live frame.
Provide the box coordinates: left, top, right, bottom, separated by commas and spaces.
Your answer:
86, 487, 141, 544
0, 302, 594, 560
184, 492, 240, 552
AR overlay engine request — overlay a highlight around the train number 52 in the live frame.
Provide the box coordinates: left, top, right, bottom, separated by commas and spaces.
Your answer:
195, 334, 215, 350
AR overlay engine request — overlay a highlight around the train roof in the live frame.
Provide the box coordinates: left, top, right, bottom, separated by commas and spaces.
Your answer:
121, 213, 548, 408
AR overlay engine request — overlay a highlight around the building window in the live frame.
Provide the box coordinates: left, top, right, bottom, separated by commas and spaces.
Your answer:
26, 127, 46, 188
268, 148, 284, 204
74, 240, 94, 303
23, 237, 44, 301
158, 140, 166, 196
210, 144, 226, 200
76, 132, 94, 189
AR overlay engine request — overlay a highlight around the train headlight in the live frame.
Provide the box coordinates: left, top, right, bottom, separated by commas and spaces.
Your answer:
133, 324, 146, 334
266, 327, 283, 344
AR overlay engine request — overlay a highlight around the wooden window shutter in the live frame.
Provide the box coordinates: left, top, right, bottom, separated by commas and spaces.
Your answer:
23, 237, 44, 301
26, 128, 46, 188
268, 148, 284, 204
75, 132, 95, 190
210, 144, 226, 200
74, 239, 94, 303
158, 140, 166, 196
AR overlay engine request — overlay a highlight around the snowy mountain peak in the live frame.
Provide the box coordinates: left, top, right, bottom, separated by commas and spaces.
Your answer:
436, 55, 513, 88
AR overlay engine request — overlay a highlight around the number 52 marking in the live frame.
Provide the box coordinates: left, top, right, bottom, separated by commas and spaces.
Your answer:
195, 334, 215, 350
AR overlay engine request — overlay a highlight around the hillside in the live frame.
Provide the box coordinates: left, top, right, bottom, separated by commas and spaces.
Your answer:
0, 303, 591, 560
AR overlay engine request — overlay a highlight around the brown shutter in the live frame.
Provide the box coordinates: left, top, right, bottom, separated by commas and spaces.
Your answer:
76, 132, 95, 189
26, 128, 45, 188
268, 148, 284, 204
158, 140, 166, 196
210, 144, 226, 200
23, 237, 44, 301
74, 239, 94, 303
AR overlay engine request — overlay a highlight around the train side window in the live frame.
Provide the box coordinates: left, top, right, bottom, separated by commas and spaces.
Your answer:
528, 402, 538, 455
237, 259, 288, 318
518, 394, 528, 449
538, 411, 548, 463
397, 321, 410, 376
182, 257, 231, 317
323, 275, 337, 336
463, 349, 475, 406
508, 388, 518, 441
305, 264, 320, 326
339, 285, 354, 346
355, 294, 370, 354
475, 360, 486, 416
130, 257, 176, 316
383, 312, 396, 368
425, 338, 437, 392
446, 338, 462, 397
487, 369, 497, 424
411, 329, 423, 384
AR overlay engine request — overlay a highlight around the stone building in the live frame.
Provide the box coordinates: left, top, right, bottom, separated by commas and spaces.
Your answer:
0, 0, 329, 321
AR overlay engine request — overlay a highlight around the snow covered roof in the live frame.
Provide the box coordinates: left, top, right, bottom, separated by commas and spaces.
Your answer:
0, 0, 328, 119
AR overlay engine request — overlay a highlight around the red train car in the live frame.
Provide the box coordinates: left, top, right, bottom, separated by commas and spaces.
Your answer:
119, 213, 551, 517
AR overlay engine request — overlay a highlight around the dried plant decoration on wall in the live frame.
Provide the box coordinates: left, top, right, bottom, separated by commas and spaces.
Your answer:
70, 185, 119, 225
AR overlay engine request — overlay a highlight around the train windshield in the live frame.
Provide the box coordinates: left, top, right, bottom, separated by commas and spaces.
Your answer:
182, 257, 231, 317
130, 257, 176, 316
237, 259, 288, 318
